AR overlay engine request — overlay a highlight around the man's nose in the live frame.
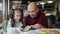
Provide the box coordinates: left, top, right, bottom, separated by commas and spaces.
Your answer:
18, 16, 20, 18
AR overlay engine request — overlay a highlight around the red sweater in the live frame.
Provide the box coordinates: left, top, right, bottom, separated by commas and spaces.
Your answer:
24, 11, 48, 28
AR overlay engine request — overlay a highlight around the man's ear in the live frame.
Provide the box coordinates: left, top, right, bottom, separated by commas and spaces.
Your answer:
37, 8, 39, 12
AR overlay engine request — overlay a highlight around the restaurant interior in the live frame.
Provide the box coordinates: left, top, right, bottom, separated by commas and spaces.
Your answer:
0, 0, 60, 34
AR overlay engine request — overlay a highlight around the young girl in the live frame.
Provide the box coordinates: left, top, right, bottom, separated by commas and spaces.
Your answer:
7, 9, 25, 34
7, 9, 25, 28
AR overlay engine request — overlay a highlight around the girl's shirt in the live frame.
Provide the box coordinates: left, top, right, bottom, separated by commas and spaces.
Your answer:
7, 19, 24, 33
15, 20, 23, 28
7, 19, 23, 29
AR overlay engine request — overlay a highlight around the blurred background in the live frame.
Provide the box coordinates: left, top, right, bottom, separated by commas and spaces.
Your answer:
0, 0, 60, 28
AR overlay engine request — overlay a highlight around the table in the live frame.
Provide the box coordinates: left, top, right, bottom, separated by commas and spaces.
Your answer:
7, 28, 60, 34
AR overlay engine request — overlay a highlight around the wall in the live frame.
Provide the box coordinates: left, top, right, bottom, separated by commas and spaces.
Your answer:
0, 11, 2, 23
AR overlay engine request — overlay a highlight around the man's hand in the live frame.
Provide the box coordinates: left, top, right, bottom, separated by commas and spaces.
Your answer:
31, 23, 45, 29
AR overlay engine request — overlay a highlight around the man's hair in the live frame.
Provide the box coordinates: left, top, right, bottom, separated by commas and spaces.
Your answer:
28, 2, 38, 10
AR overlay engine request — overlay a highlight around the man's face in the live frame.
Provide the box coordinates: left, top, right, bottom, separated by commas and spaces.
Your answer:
28, 8, 39, 18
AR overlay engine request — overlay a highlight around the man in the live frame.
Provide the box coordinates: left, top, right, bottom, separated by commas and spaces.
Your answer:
24, 2, 48, 29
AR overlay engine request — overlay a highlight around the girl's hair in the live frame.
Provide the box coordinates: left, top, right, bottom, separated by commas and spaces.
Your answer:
9, 9, 23, 27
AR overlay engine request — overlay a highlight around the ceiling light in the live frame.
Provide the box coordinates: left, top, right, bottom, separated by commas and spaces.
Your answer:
40, 2, 45, 4
47, 1, 53, 3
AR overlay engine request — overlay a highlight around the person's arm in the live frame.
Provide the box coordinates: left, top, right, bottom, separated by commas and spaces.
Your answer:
41, 12, 48, 28
38, 11, 48, 28
31, 23, 45, 29
31, 12, 48, 29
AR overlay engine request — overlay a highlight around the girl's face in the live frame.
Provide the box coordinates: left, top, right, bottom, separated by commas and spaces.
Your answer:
14, 11, 22, 21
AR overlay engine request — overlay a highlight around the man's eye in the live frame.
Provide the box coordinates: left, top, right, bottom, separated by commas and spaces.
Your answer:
17, 15, 18, 17
16, 15, 18, 16
30, 11, 34, 12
